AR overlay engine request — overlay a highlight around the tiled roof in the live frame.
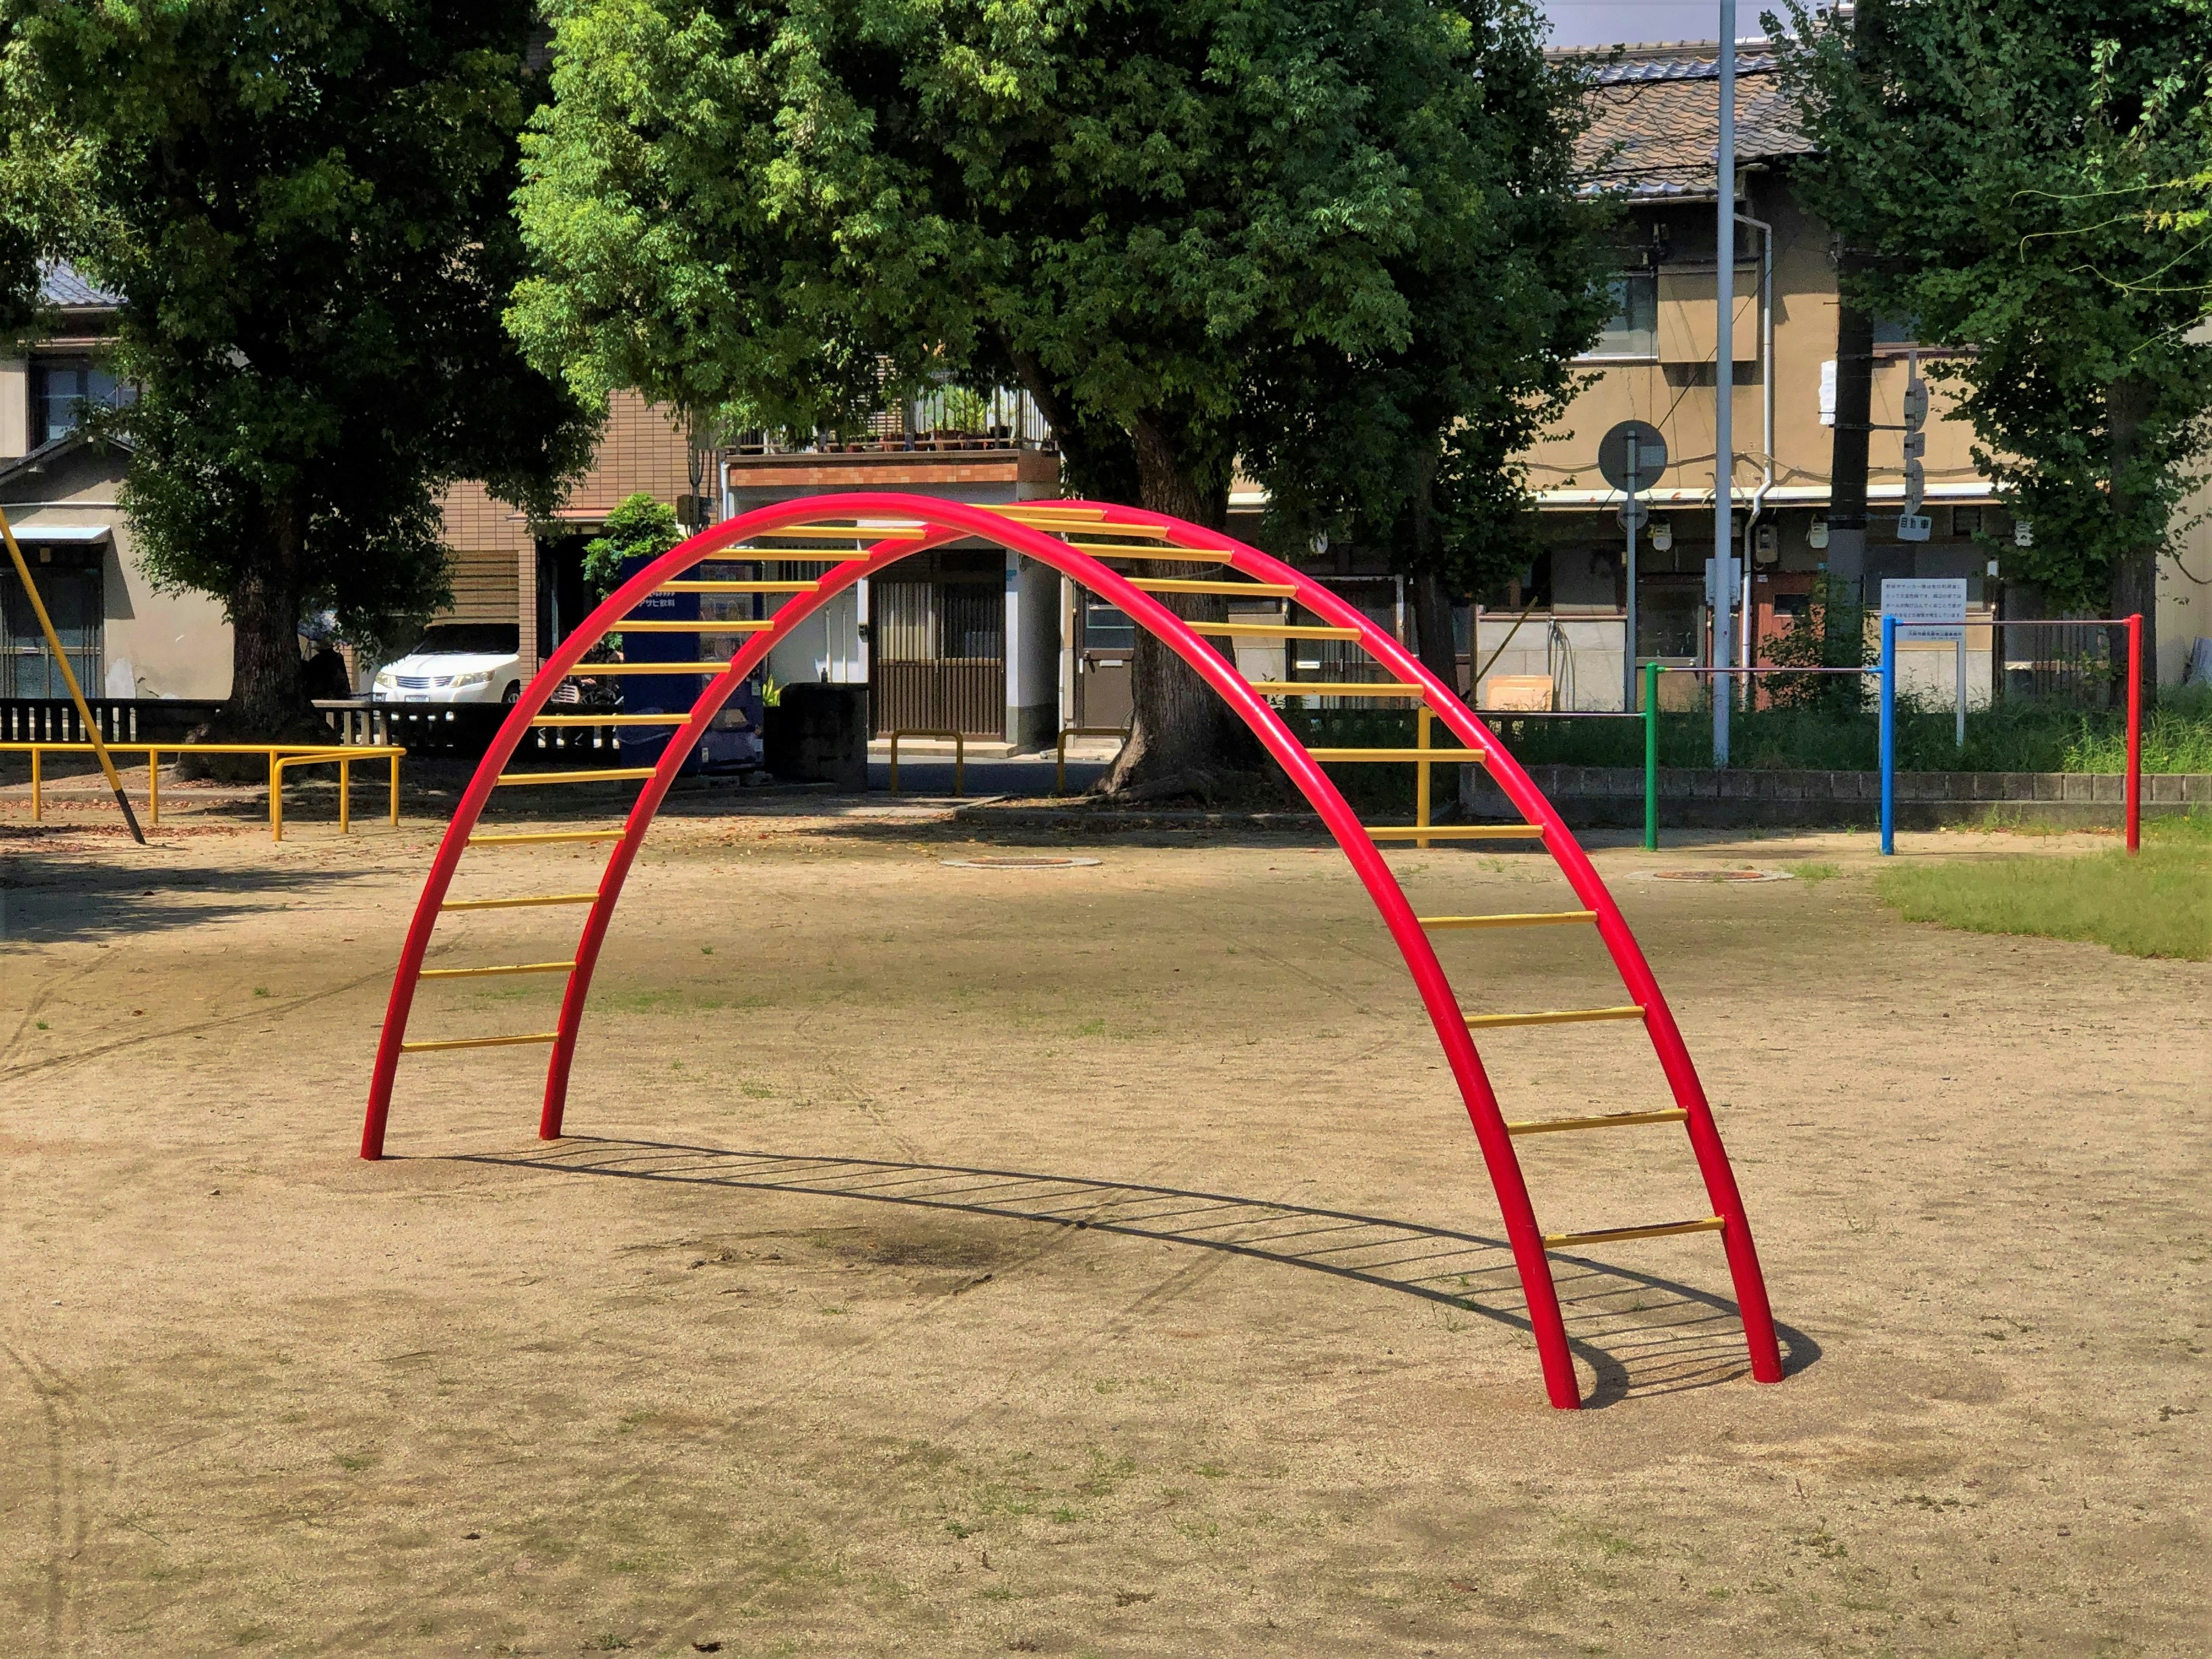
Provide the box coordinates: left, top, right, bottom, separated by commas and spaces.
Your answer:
1570, 44, 1815, 199
37, 260, 123, 308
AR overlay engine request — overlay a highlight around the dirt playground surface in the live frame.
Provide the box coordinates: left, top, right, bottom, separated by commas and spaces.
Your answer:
1, 801, 2205, 1656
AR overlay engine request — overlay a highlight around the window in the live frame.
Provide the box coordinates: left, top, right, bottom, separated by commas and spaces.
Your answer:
2, 549, 101, 696
33, 357, 134, 446
408, 623, 520, 656
1585, 273, 1658, 359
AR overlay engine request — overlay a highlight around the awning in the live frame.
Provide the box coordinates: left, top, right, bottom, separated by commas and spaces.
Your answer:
9, 522, 113, 542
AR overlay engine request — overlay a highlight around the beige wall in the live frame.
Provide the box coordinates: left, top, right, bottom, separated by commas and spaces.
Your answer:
1524, 187, 1987, 521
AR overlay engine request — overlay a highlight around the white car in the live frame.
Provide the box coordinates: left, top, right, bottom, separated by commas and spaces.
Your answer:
371, 623, 526, 705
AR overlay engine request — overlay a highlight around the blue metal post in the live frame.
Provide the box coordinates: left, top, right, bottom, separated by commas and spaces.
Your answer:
1878, 614, 1897, 855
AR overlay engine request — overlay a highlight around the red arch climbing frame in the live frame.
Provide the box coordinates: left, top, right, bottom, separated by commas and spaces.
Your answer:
362, 492, 1784, 1409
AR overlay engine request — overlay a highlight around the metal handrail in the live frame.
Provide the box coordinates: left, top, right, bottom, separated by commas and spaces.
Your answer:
1, 740, 403, 836
885, 728, 965, 796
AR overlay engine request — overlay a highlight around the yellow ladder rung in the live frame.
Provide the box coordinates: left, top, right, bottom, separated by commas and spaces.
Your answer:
1062, 544, 1235, 563
749, 525, 927, 541
467, 829, 626, 846
1541, 1215, 1725, 1249
1464, 1004, 1645, 1029
614, 619, 776, 632
1508, 1108, 1690, 1137
418, 960, 578, 980
441, 892, 599, 911
497, 767, 656, 786
1304, 747, 1481, 763
563, 662, 732, 675
1366, 824, 1543, 841
400, 1031, 563, 1054
1128, 578, 1297, 596
1420, 910, 1599, 929
1248, 681, 1425, 697
656, 580, 818, 593
530, 714, 682, 726
1188, 622, 1362, 639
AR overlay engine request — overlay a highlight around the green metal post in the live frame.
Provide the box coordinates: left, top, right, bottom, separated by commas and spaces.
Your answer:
1643, 660, 1660, 851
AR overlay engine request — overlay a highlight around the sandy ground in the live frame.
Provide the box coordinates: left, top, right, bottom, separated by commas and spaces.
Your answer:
0, 798, 2205, 1657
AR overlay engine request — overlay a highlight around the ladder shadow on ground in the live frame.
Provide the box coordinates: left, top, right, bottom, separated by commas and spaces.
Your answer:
451, 1135, 1819, 1408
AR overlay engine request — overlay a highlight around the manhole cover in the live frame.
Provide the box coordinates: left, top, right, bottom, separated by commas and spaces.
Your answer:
940, 855, 1102, 870
1643, 868, 1794, 882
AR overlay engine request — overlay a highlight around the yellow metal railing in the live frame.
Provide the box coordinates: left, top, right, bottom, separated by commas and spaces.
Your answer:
886, 728, 966, 797
2, 741, 403, 838
1055, 724, 1131, 795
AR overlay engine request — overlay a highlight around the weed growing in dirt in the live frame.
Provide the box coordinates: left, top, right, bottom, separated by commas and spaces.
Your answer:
1877, 821, 2211, 959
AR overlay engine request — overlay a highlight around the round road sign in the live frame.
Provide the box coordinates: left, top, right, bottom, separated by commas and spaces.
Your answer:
1599, 421, 1668, 492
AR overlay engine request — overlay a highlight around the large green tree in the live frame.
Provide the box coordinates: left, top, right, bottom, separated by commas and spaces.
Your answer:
1241, 20, 1611, 694
513, 0, 1593, 792
0, 0, 599, 733
1774, 0, 2212, 700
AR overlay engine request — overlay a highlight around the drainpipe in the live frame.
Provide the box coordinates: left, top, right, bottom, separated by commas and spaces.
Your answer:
1737, 203, 1776, 703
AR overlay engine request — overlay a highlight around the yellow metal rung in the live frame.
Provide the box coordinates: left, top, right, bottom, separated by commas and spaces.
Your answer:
564, 662, 732, 675
1464, 1004, 1645, 1029
750, 525, 927, 540
1061, 543, 1234, 563
614, 619, 775, 632
1508, 1108, 1690, 1137
419, 960, 578, 980
530, 714, 681, 726
1541, 1215, 1725, 1249
497, 767, 656, 786
1420, 910, 1598, 929
400, 1031, 562, 1054
1248, 681, 1424, 697
1188, 622, 1361, 639
441, 892, 599, 911
1304, 747, 1481, 763
467, 830, 626, 846
1128, 578, 1297, 596
656, 580, 817, 593
1365, 824, 1544, 840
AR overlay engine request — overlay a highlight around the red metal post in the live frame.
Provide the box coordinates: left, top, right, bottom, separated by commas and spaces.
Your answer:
2126, 613, 2142, 855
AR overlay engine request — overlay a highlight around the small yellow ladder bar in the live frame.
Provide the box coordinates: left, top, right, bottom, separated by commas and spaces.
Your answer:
440, 892, 600, 911
1541, 1215, 1725, 1249
1419, 910, 1599, 929
1129, 578, 1298, 597
418, 960, 579, 980
1304, 747, 1482, 763
1188, 622, 1362, 639
1365, 824, 1543, 841
467, 828, 627, 846
614, 619, 777, 632
1248, 681, 1424, 696
529, 714, 684, 726
1061, 544, 1236, 563
746, 525, 928, 541
496, 767, 657, 786
1464, 1004, 1645, 1029
1507, 1108, 1690, 1137
654, 579, 817, 593
400, 1031, 563, 1054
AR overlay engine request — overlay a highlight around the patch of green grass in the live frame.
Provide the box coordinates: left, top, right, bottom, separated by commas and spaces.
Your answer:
1789, 861, 1840, 884
1877, 839, 2212, 960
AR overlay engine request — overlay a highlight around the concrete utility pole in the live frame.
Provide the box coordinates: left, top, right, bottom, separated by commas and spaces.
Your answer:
1713, 0, 1736, 767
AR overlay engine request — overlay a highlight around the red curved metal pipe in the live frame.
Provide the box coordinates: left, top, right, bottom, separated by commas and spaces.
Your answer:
364, 490, 1783, 1406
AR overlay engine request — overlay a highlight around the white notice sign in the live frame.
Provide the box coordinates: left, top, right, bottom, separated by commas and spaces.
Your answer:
1881, 578, 1966, 642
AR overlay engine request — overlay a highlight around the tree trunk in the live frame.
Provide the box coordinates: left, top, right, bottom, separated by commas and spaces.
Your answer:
1401, 448, 1461, 695
1827, 263, 1876, 592
223, 503, 315, 736
2107, 374, 2158, 709
1098, 415, 1247, 800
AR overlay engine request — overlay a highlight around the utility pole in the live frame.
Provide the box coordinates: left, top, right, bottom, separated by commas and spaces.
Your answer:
1825, 0, 1883, 646
1713, 0, 1736, 766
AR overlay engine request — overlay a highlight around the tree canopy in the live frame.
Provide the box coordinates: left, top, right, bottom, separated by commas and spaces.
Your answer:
1774, 0, 2212, 692
0, 0, 600, 730
516, 0, 1603, 788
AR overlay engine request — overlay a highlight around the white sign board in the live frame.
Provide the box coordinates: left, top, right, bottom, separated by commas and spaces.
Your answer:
1881, 577, 1966, 642
1896, 513, 1933, 542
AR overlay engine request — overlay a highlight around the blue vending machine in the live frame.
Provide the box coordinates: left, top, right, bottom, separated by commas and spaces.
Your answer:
614, 553, 764, 774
